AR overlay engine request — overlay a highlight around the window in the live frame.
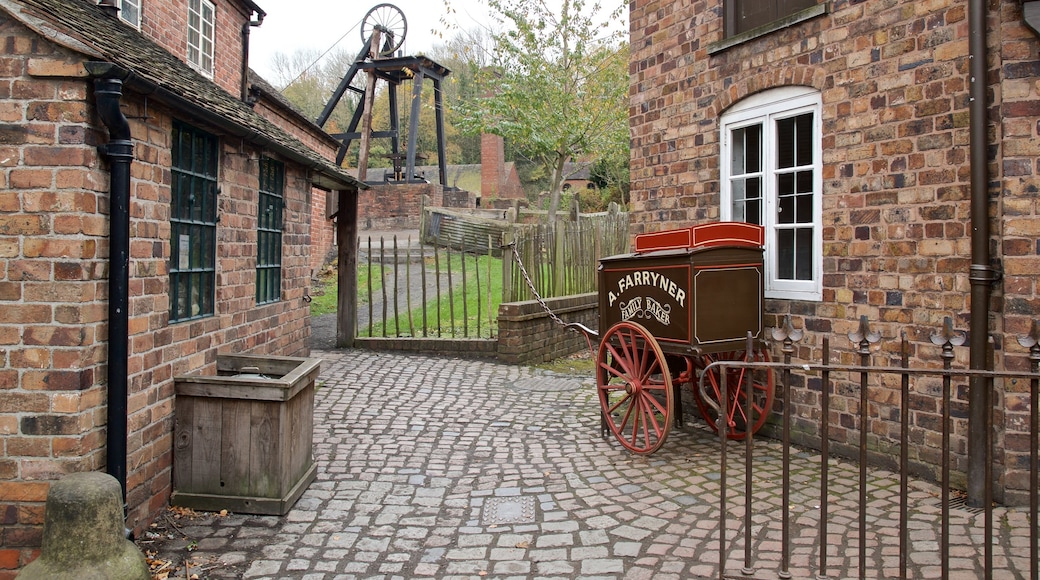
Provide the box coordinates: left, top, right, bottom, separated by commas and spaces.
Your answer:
187, 0, 215, 76
119, 0, 140, 28
256, 158, 284, 304
720, 87, 822, 301
170, 123, 218, 322
725, 0, 818, 37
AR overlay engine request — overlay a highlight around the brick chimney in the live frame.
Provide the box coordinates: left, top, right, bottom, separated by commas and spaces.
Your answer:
481, 133, 505, 198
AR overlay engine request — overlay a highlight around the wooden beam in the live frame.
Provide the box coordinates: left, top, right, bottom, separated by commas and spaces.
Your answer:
336, 187, 358, 348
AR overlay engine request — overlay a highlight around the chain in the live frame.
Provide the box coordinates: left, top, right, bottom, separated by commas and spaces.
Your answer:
504, 241, 598, 354
506, 241, 568, 328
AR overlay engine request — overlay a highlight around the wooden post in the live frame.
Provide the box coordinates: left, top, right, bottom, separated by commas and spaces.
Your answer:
356, 29, 381, 181
501, 227, 514, 303
336, 187, 358, 348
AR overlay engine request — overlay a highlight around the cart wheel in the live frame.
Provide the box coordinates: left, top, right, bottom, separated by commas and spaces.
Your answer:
693, 348, 774, 439
597, 321, 673, 454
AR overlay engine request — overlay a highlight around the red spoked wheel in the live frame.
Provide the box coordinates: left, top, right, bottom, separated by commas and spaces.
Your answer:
597, 321, 673, 454
693, 348, 774, 440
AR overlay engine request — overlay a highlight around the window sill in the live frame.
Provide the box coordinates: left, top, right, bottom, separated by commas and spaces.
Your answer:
707, 4, 829, 56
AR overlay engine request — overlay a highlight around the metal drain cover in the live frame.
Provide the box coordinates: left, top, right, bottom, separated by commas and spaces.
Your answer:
483, 496, 536, 525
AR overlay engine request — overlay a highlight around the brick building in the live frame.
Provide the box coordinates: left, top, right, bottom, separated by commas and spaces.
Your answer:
0, 0, 364, 573
629, 0, 1038, 502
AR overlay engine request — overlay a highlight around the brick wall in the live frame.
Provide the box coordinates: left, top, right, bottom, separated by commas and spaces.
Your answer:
497, 293, 598, 365
479, 133, 525, 204
994, 0, 1040, 504
480, 133, 504, 198
139, 0, 251, 98
309, 188, 335, 276
0, 15, 317, 574
356, 182, 443, 230
629, 0, 1038, 503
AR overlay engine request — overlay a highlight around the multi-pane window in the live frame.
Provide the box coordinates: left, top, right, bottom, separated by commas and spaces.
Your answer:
119, 0, 140, 27
187, 0, 215, 76
170, 123, 218, 322
256, 159, 284, 304
721, 87, 822, 301
725, 0, 818, 37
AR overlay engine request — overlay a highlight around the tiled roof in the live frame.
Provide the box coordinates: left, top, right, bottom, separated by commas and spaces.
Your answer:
0, 0, 364, 190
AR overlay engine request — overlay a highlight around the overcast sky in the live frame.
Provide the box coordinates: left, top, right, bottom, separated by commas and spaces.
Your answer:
249, 0, 628, 82
249, 0, 495, 80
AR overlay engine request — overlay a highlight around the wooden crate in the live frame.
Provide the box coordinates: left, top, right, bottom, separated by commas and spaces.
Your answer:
172, 354, 320, 515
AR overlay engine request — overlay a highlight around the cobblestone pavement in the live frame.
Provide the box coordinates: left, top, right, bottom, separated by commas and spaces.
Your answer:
140, 349, 1034, 579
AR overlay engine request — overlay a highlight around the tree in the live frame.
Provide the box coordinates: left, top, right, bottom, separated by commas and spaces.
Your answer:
453, 0, 629, 223
266, 48, 364, 134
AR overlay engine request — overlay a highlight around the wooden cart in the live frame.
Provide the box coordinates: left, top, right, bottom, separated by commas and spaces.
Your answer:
593, 222, 774, 453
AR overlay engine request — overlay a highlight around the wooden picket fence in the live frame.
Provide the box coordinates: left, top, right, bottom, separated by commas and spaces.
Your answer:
501, 211, 630, 303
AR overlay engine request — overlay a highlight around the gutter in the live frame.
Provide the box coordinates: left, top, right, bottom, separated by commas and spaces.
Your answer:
87, 68, 133, 504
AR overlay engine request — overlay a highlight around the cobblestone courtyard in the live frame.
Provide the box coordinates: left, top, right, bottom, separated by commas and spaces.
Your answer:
139, 349, 1034, 579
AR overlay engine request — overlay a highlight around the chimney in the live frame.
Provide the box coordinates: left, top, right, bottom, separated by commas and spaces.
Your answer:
481, 133, 505, 198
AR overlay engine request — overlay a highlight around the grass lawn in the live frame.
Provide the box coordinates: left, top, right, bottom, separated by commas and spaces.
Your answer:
311, 253, 503, 339
360, 253, 503, 338
309, 262, 383, 317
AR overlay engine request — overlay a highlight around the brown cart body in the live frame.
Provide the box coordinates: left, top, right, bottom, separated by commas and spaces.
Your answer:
592, 222, 773, 453
598, 246, 764, 356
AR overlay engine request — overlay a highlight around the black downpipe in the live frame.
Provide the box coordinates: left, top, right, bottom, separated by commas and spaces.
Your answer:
93, 76, 133, 502
967, 0, 999, 506
241, 10, 264, 103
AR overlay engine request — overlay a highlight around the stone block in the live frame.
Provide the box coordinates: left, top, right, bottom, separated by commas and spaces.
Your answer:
16, 471, 149, 579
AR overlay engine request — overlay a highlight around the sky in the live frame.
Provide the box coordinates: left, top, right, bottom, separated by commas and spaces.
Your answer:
249, 0, 495, 81
249, 0, 628, 83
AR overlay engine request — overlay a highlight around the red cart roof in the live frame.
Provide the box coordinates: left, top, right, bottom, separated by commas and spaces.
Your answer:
634, 222, 764, 253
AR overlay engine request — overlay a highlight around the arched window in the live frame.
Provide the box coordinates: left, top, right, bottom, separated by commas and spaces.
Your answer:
720, 87, 822, 301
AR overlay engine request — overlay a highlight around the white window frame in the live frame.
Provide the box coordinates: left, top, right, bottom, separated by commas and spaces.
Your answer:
119, 0, 141, 28
720, 86, 823, 301
187, 0, 215, 77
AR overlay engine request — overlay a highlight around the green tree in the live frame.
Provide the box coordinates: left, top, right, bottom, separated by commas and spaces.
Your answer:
267, 48, 365, 134
454, 0, 629, 223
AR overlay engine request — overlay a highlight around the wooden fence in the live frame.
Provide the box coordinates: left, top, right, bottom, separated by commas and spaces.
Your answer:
501, 209, 630, 303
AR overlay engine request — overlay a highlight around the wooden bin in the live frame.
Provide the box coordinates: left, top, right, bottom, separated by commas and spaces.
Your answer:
172, 354, 320, 515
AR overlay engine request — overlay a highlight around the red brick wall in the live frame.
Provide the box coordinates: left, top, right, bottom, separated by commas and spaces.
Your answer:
0, 15, 317, 575
481, 133, 504, 198
629, 0, 1037, 503
356, 182, 443, 230
138, 0, 252, 98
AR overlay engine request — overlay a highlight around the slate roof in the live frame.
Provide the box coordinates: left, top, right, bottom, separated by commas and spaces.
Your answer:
0, 0, 364, 190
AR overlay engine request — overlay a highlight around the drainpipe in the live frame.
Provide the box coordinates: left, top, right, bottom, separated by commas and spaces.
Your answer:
241, 8, 265, 103
92, 74, 133, 503
966, 0, 1000, 506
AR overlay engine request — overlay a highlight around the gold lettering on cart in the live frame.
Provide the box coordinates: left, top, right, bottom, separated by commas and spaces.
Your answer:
619, 298, 643, 321
608, 270, 687, 308
644, 297, 671, 325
